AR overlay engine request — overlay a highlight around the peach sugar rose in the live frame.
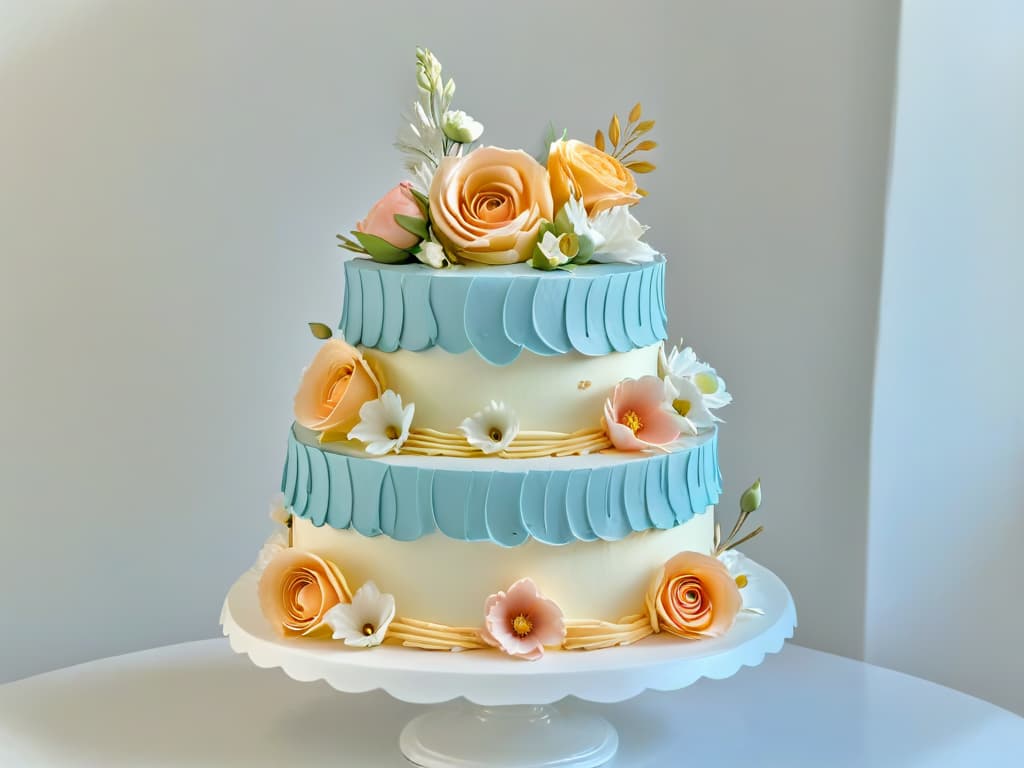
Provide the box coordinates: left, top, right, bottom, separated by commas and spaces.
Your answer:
258, 548, 353, 637
646, 550, 742, 639
547, 139, 641, 216
294, 339, 382, 435
429, 146, 553, 265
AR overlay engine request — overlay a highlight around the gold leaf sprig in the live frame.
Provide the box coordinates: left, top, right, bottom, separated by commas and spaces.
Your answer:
594, 102, 658, 184
713, 479, 764, 555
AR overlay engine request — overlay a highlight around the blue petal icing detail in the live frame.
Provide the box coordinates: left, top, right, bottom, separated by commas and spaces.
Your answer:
282, 437, 298, 504
542, 471, 574, 545
504, 278, 558, 356
324, 451, 353, 529
466, 278, 521, 365
377, 270, 404, 352
340, 263, 362, 342
603, 273, 632, 352
285, 425, 719, 545
305, 446, 330, 527
532, 278, 572, 354
429, 275, 472, 354
359, 268, 384, 349
521, 471, 551, 540
400, 277, 437, 350
338, 259, 667, 358
485, 473, 528, 547
646, 456, 675, 530
350, 460, 387, 536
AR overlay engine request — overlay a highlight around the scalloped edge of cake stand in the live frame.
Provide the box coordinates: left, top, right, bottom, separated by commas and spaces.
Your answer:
221, 556, 797, 707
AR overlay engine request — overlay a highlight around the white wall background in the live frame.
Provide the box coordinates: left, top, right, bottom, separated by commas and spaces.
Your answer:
866, 0, 1024, 715
0, 0, 903, 697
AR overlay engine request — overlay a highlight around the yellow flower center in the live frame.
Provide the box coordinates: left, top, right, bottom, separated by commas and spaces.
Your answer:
385, 425, 400, 440
362, 622, 375, 636
621, 410, 643, 434
673, 399, 691, 417
694, 372, 719, 395
511, 614, 533, 637
735, 574, 748, 589
489, 427, 503, 442
558, 232, 580, 258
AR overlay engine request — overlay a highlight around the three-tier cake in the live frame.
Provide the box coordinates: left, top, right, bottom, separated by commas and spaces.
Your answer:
248, 48, 764, 661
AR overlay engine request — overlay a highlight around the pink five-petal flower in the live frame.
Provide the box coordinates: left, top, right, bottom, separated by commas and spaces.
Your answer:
480, 578, 566, 661
603, 375, 682, 451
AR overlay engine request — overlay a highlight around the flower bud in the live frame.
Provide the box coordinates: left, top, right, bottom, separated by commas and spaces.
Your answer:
740, 479, 761, 515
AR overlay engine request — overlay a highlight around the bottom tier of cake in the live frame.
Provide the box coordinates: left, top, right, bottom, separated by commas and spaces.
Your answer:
291, 508, 714, 627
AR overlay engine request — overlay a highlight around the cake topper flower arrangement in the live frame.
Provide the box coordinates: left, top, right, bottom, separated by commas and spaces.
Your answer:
337, 48, 659, 270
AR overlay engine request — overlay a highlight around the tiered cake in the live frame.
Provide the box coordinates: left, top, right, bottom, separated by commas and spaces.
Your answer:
250, 49, 763, 660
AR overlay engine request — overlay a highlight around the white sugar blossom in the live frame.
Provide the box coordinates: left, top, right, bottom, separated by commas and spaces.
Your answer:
441, 110, 484, 143
268, 492, 291, 526
324, 581, 396, 648
348, 390, 414, 455
254, 528, 289, 577
659, 342, 732, 420
396, 100, 444, 191
458, 401, 520, 454
562, 196, 606, 250
667, 375, 715, 432
535, 231, 573, 269
586, 205, 658, 264
416, 239, 448, 269
717, 549, 763, 614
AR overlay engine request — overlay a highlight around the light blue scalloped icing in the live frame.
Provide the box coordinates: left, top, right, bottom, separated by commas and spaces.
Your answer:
281, 425, 721, 547
338, 258, 668, 364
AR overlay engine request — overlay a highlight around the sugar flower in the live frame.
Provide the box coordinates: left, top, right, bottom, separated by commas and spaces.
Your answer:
268, 492, 292, 526
646, 551, 742, 639
480, 578, 565, 661
429, 147, 553, 265
586, 205, 659, 264
257, 549, 352, 638
458, 401, 519, 454
254, 529, 289, 577
548, 139, 640, 215
603, 375, 685, 451
659, 342, 732, 416
416, 239, 448, 269
533, 230, 574, 270
666, 375, 715, 432
442, 109, 484, 143
348, 390, 414, 455
356, 181, 425, 251
294, 339, 382, 438
324, 581, 396, 648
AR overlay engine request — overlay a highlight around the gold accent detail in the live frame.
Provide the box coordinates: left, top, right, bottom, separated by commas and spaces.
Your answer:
577, 380, 592, 390
362, 623, 375, 636
512, 614, 533, 637
385, 425, 400, 440
401, 427, 611, 459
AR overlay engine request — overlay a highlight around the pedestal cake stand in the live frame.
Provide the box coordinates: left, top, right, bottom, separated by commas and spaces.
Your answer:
222, 558, 796, 768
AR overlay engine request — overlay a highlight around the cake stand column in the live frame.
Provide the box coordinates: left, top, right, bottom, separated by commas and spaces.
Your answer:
399, 700, 618, 768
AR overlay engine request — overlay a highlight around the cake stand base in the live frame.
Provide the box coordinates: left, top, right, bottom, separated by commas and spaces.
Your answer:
400, 703, 617, 768
222, 555, 795, 768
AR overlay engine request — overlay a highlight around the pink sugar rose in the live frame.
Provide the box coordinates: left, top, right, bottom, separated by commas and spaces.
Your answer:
356, 181, 424, 250
480, 578, 565, 661
603, 375, 684, 451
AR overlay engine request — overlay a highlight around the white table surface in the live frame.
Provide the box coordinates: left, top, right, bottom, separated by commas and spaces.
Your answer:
1, 640, 1021, 767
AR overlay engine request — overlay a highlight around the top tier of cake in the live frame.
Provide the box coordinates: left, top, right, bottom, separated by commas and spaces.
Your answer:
339, 257, 667, 363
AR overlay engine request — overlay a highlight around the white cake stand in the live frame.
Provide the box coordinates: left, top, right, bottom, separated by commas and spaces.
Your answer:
222, 557, 795, 768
